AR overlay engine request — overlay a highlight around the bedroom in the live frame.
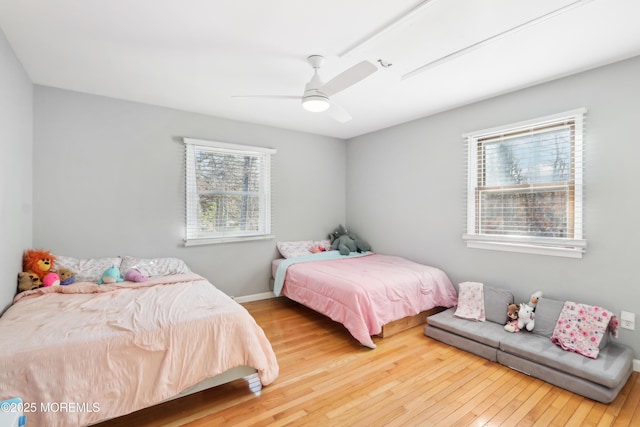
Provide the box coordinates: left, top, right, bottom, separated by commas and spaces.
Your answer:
1, 0, 640, 425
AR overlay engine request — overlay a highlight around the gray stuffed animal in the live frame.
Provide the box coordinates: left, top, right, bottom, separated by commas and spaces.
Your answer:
329, 224, 370, 255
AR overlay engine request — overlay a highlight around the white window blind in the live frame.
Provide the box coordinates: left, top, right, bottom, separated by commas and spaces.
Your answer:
184, 138, 276, 246
463, 108, 586, 258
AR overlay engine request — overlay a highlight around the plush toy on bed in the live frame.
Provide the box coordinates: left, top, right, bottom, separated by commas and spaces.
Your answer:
124, 268, 149, 282
504, 303, 521, 332
329, 224, 371, 255
42, 272, 61, 287
97, 264, 124, 284
517, 303, 536, 331
23, 249, 56, 282
17, 272, 43, 292
56, 267, 77, 286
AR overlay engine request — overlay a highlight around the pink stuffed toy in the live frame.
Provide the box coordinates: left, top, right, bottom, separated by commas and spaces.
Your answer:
125, 268, 148, 282
42, 272, 61, 287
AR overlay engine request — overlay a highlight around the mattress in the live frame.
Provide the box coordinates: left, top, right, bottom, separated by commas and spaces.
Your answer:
272, 253, 458, 348
0, 273, 279, 426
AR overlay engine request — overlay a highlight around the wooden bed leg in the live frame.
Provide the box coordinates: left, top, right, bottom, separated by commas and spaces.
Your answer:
245, 372, 262, 396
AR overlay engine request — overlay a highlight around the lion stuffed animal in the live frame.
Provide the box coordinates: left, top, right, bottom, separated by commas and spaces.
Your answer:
23, 249, 56, 281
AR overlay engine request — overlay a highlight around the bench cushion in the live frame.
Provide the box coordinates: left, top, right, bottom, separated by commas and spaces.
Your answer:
499, 332, 633, 388
427, 308, 506, 348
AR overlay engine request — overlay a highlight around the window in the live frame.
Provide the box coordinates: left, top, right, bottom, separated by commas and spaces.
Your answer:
184, 138, 276, 246
463, 109, 586, 258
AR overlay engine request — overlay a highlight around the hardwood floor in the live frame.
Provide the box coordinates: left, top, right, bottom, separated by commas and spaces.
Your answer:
99, 297, 640, 426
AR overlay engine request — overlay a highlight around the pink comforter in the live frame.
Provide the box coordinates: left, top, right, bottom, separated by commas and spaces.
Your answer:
0, 274, 279, 426
280, 254, 458, 348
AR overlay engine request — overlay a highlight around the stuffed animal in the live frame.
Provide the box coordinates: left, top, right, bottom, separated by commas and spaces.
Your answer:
329, 224, 371, 255
504, 303, 520, 333
42, 272, 61, 287
57, 267, 77, 286
517, 303, 536, 331
348, 230, 371, 252
124, 268, 148, 282
23, 249, 56, 281
529, 290, 543, 311
17, 272, 43, 292
309, 245, 327, 254
97, 265, 124, 284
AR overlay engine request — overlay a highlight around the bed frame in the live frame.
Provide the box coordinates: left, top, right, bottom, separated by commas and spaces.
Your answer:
272, 276, 446, 340
377, 306, 447, 337
89, 366, 261, 425
170, 366, 262, 400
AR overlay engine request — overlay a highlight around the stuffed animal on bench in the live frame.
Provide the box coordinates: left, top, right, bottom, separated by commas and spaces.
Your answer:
517, 303, 536, 331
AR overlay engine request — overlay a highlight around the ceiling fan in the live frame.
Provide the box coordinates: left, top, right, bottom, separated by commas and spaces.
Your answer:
233, 55, 378, 123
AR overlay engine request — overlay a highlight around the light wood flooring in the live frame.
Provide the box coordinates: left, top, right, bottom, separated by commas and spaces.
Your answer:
98, 297, 639, 426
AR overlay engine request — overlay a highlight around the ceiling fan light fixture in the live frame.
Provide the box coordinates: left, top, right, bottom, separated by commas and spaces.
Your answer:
302, 95, 330, 112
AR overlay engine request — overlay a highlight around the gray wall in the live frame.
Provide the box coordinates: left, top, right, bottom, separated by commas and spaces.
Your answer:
33, 87, 346, 297
0, 29, 33, 312
346, 55, 640, 356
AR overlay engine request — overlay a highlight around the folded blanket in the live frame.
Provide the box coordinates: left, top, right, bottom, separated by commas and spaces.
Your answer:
454, 282, 485, 321
551, 301, 619, 359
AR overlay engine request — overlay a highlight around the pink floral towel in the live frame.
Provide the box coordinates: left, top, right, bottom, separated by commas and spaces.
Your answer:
551, 301, 619, 359
454, 282, 485, 321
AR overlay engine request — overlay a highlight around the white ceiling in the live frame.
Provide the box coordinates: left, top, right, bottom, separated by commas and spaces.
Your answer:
1, 0, 639, 139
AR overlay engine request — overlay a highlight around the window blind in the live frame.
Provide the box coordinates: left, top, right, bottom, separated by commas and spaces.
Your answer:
184, 138, 276, 246
463, 108, 586, 258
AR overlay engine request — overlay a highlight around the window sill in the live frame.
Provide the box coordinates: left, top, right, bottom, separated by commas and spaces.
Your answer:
464, 237, 585, 259
185, 234, 275, 247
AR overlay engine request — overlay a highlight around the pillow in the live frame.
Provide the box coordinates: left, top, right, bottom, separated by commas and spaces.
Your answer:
119, 256, 191, 277
313, 240, 332, 250
276, 241, 314, 258
54, 255, 122, 283
532, 297, 565, 338
484, 286, 514, 324
533, 297, 609, 348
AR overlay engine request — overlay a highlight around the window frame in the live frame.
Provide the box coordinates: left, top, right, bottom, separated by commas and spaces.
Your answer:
183, 138, 276, 246
463, 108, 586, 258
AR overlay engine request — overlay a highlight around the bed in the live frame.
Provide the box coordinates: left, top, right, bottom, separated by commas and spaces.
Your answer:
0, 255, 279, 426
271, 248, 458, 348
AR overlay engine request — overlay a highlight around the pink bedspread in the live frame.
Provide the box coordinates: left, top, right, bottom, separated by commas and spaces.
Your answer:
279, 254, 457, 348
0, 274, 279, 426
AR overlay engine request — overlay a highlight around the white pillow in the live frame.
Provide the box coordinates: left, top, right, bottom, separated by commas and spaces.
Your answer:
120, 256, 191, 277
276, 241, 314, 258
54, 255, 122, 283
276, 240, 332, 258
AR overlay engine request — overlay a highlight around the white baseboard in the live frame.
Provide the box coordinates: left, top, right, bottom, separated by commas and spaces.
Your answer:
234, 292, 276, 304
634, 359, 640, 372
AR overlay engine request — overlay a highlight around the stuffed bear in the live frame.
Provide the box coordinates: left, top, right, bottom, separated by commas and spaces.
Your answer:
517, 303, 536, 331
57, 267, 77, 286
97, 265, 124, 285
504, 303, 520, 333
329, 224, 371, 255
23, 249, 56, 282
17, 272, 43, 292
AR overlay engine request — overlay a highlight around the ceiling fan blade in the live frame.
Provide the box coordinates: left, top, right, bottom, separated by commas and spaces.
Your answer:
320, 60, 378, 97
232, 95, 300, 100
326, 102, 352, 123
